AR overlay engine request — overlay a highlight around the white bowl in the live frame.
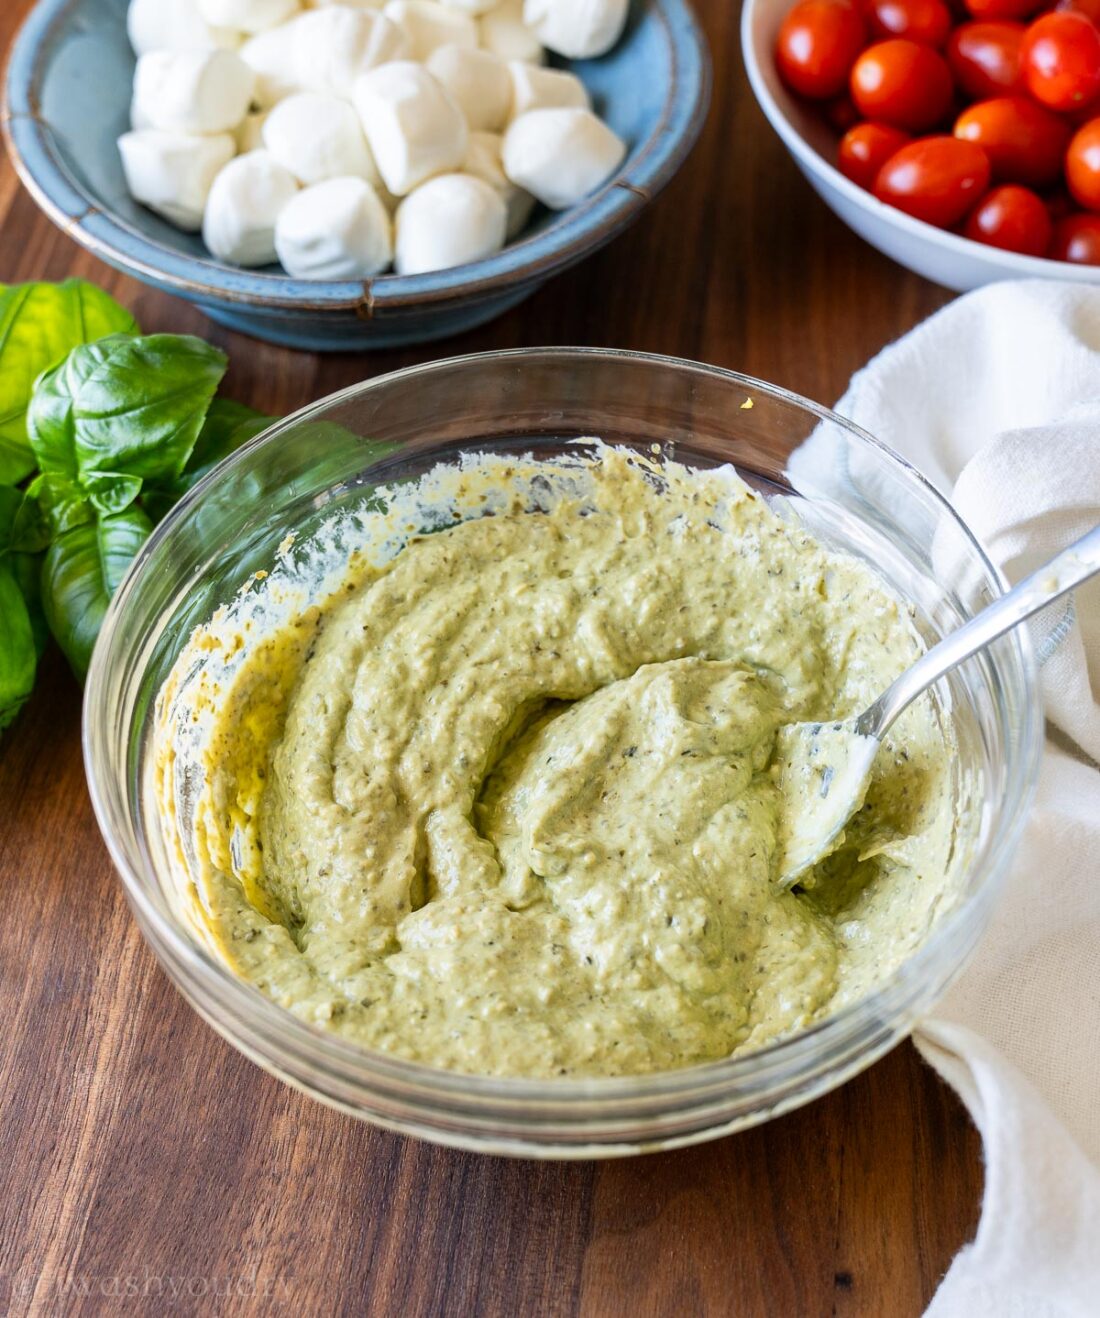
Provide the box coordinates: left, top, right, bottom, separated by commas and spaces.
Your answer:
741, 0, 1100, 291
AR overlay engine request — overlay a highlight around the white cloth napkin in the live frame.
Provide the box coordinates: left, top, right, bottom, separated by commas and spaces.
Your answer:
824, 281, 1100, 1316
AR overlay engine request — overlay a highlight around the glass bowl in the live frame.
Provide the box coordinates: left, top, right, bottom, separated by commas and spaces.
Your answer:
84, 349, 1042, 1158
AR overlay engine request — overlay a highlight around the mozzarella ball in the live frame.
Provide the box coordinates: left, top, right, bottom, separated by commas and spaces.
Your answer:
502, 107, 624, 208
463, 130, 534, 237
118, 129, 235, 230
426, 45, 511, 133
240, 21, 304, 106
306, 0, 385, 6
382, 0, 477, 59
395, 173, 506, 273
293, 8, 409, 98
126, 0, 240, 56
353, 61, 468, 196
130, 91, 153, 131
275, 177, 393, 277
203, 150, 299, 265
479, 0, 543, 63
234, 109, 268, 152
197, 0, 300, 34
133, 49, 255, 135
508, 61, 589, 120
523, 0, 627, 58
263, 92, 380, 186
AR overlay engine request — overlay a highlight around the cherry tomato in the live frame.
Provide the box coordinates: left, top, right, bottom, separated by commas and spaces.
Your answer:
963, 0, 1042, 21
1048, 210, 1100, 258
953, 96, 1072, 185
838, 121, 914, 186
1021, 12, 1100, 113
850, 39, 955, 129
1056, 0, 1100, 26
947, 21, 1026, 98
865, 0, 953, 45
873, 136, 992, 224
777, 0, 868, 99
963, 183, 1053, 251
1066, 117, 1100, 208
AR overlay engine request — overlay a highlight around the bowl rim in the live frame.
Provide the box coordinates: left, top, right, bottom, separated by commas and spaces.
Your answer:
83, 345, 1045, 1110
739, 0, 1099, 281
2, 0, 711, 312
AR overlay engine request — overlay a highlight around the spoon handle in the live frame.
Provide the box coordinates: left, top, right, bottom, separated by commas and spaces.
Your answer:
861, 522, 1100, 737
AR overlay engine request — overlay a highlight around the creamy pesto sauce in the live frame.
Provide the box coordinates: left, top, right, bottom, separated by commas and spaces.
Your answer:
162, 450, 962, 1079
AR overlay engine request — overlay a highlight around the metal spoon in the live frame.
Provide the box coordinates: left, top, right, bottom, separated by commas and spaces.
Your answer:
774, 522, 1100, 890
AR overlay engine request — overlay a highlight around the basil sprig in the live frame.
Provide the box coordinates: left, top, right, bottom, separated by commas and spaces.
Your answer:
0, 279, 272, 713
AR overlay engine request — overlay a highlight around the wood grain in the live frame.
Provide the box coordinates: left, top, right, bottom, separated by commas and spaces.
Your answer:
0, 1, 981, 1313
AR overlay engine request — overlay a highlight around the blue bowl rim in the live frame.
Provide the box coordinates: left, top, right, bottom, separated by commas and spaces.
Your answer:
1, 0, 711, 313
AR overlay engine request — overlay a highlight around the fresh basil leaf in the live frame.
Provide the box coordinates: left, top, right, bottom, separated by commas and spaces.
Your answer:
9, 550, 48, 656
0, 486, 51, 657
83, 471, 144, 518
0, 280, 137, 485
28, 333, 227, 492
0, 562, 37, 732
0, 485, 18, 542
142, 398, 271, 523
0, 486, 50, 561
27, 471, 94, 536
42, 506, 151, 679
10, 489, 50, 553
183, 398, 271, 483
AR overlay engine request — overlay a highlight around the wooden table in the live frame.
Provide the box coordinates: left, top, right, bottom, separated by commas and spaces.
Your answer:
0, 1, 982, 1312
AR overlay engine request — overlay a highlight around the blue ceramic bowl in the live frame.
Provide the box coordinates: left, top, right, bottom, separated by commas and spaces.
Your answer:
3, 0, 710, 350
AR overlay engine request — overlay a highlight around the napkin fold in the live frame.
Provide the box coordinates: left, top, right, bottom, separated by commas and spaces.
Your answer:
829, 281, 1100, 1317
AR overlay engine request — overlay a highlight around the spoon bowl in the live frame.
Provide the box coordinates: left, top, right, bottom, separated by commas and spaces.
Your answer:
773, 721, 880, 890
775, 520, 1100, 890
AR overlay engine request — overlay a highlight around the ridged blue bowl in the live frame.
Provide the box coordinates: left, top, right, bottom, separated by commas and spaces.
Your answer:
3, 0, 710, 350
